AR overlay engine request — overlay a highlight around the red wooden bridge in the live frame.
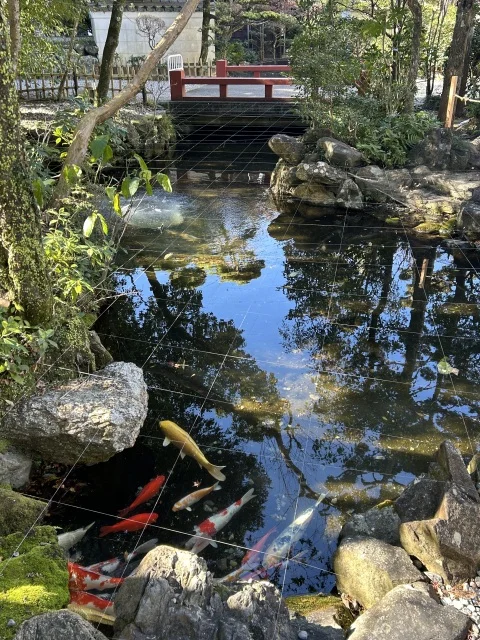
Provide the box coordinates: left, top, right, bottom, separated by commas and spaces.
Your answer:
168, 58, 294, 102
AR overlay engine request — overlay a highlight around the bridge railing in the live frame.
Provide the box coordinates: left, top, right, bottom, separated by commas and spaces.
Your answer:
169, 59, 293, 101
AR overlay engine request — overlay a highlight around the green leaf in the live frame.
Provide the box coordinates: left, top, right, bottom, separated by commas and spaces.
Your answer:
113, 193, 122, 215
83, 214, 97, 238
63, 164, 82, 185
105, 186, 116, 202
98, 214, 108, 235
145, 179, 153, 196
32, 178, 44, 208
134, 153, 149, 173
156, 173, 172, 193
90, 135, 110, 162
121, 176, 140, 198
102, 144, 113, 163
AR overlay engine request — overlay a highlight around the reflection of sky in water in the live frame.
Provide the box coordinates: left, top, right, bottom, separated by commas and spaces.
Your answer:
68, 175, 480, 597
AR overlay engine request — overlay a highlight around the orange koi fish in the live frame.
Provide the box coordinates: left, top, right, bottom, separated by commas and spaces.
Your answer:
68, 562, 124, 592
172, 482, 221, 512
69, 590, 115, 615
99, 513, 159, 537
118, 475, 166, 517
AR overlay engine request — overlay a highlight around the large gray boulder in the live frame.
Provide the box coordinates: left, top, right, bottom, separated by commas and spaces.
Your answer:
13, 610, 108, 640
458, 201, 480, 235
339, 504, 400, 545
400, 486, 480, 584
317, 137, 364, 168
335, 178, 364, 210
353, 166, 405, 204
114, 545, 293, 640
296, 162, 347, 188
395, 476, 445, 523
334, 537, 423, 609
293, 183, 337, 206
268, 134, 306, 165
347, 583, 470, 640
2, 362, 148, 465
0, 444, 32, 488
409, 128, 453, 170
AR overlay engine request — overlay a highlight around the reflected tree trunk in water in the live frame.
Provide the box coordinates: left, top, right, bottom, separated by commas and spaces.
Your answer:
367, 246, 396, 376
401, 246, 437, 385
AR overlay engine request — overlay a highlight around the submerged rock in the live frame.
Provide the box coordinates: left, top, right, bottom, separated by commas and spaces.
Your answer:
293, 183, 337, 207
0, 444, 32, 489
317, 138, 364, 168
12, 610, 107, 640
347, 583, 470, 640
0, 527, 69, 639
2, 362, 148, 465
334, 536, 423, 608
0, 486, 45, 536
269, 134, 306, 165
114, 545, 293, 640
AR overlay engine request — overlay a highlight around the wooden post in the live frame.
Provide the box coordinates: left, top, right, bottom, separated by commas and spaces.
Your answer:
170, 69, 185, 100
444, 75, 458, 128
216, 59, 227, 77
265, 83, 273, 100
219, 81, 227, 98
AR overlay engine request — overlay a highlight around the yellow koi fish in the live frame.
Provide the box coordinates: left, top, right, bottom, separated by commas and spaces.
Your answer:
172, 482, 222, 512
159, 420, 226, 481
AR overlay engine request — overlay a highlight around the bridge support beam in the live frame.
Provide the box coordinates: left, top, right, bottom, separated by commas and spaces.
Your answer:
170, 69, 186, 100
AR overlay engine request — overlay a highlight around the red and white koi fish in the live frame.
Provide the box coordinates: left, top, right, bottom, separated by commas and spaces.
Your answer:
86, 538, 159, 575
240, 550, 308, 582
241, 527, 276, 567
262, 494, 326, 569
185, 488, 256, 553
69, 590, 115, 616
219, 527, 277, 583
68, 562, 124, 592
99, 513, 159, 537
118, 475, 166, 517
172, 482, 221, 512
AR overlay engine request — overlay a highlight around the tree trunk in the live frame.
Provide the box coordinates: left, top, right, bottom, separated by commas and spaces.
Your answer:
0, 1, 53, 323
57, 13, 81, 101
404, 0, 422, 113
97, 0, 126, 104
6, 0, 19, 73
199, 0, 211, 64
438, 0, 476, 123
54, 0, 200, 203
456, 23, 475, 116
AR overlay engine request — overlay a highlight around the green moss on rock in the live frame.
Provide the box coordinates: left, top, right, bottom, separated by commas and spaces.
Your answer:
0, 541, 69, 639
0, 486, 45, 536
284, 594, 342, 616
0, 526, 58, 559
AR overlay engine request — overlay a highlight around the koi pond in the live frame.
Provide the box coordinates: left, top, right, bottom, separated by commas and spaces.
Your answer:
35, 149, 480, 599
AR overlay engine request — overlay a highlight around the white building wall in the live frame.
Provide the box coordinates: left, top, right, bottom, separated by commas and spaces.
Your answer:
90, 11, 214, 63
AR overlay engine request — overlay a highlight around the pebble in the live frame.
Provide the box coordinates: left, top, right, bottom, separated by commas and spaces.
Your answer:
6, 620, 15, 627
298, 632, 308, 640
431, 571, 480, 639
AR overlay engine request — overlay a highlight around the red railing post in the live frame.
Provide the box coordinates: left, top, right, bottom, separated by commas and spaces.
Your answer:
265, 84, 273, 100
170, 69, 185, 100
219, 81, 228, 98
216, 59, 227, 77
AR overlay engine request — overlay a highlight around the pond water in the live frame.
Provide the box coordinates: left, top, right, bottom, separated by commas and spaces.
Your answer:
38, 152, 480, 600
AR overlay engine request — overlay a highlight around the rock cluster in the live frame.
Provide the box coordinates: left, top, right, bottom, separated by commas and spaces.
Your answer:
335, 440, 480, 639
1, 362, 148, 465
268, 131, 480, 237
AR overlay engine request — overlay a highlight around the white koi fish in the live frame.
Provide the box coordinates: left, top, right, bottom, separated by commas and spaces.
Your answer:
185, 488, 256, 553
58, 522, 95, 551
173, 483, 221, 512
262, 494, 326, 569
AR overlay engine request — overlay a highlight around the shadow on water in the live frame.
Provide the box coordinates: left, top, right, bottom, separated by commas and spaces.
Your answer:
31, 160, 480, 597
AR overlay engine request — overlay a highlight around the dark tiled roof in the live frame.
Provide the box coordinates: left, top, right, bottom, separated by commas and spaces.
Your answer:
89, 0, 204, 10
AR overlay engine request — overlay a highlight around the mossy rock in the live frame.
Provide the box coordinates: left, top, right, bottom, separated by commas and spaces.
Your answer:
0, 486, 45, 536
0, 538, 69, 639
285, 594, 342, 616
0, 526, 58, 559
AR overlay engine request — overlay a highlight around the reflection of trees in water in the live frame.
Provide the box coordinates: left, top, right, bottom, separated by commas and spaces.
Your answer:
270, 216, 480, 506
